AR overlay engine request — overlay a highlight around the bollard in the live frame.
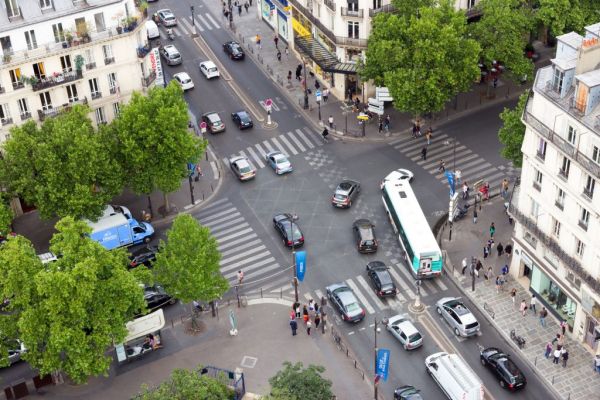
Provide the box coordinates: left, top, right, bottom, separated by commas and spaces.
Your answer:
202, 192, 205, 200
354, 360, 357, 368
206, 151, 208, 161
171, 319, 174, 328
260, 288, 263, 298
552, 376, 555, 384
210, 184, 213, 192
280, 288, 282, 298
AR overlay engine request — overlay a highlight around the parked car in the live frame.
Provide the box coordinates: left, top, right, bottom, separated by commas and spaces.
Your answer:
201, 112, 225, 133
393, 385, 423, 400
199, 60, 220, 79
435, 297, 480, 337
223, 41, 244, 60
160, 44, 182, 66
386, 314, 423, 350
231, 110, 253, 130
332, 179, 360, 208
157, 9, 177, 26
480, 347, 527, 391
229, 156, 256, 181
353, 219, 378, 253
273, 213, 304, 248
1, 340, 26, 367
173, 72, 194, 91
366, 261, 397, 297
129, 245, 158, 268
381, 168, 414, 189
326, 283, 365, 323
144, 285, 176, 311
265, 151, 293, 175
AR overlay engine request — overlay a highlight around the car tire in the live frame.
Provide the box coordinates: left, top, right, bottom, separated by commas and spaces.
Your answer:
436, 307, 442, 315
499, 380, 506, 389
144, 237, 151, 243
480, 358, 486, 366
454, 327, 460, 336
169, 298, 177, 305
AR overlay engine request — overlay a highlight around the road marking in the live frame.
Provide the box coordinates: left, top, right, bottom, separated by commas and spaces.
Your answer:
345, 279, 375, 314
224, 259, 278, 278
216, 227, 253, 243
272, 283, 292, 293
210, 161, 218, 178
218, 233, 258, 251
277, 134, 298, 155
206, 216, 245, 232
221, 238, 262, 256
262, 139, 276, 152
397, 134, 449, 152
198, 207, 238, 224
348, 331, 355, 335
221, 251, 272, 273
356, 275, 388, 310
302, 127, 321, 146
259, 100, 280, 112
295, 129, 315, 149
187, 16, 204, 32
220, 245, 267, 265
212, 222, 250, 238
420, 146, 468, 167
254, 142, 268, 158
314, 289, 324, 301
179, 18, 193, 34
197, 16, 213, 31
270, 137, 287, 155
388, 266, 416, 300
304, 293, 312, 301
203, 12, 221, 29
201, 212, 242, 228
387, 297, 405, 309
176, 22, 189, 36
286, 130, 306, 152
434, 154, 479, 178
245, 146, 265, 168
238, 150, 256, 170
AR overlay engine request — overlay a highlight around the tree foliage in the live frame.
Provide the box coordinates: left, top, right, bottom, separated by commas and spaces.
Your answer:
0, 106, 124, 220
112, 81, 206, 200
0, 200, 13, 237
362, 0, 480, 116
137, 367, 233, 400
536, 0, 600, 37
267, 362, 333, 400
498, 92, 528, 168
153, 214, 228, 304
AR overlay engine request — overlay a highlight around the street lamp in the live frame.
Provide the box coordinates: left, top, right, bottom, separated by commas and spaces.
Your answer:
302, 59, 309, 109
373, 318, 383, 400
285, 213, 300, 303
317, 98, 321, 123
190, 6, 197, 37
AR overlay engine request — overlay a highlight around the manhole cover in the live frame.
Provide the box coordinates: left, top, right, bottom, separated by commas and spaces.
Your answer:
240, 356, 258, 368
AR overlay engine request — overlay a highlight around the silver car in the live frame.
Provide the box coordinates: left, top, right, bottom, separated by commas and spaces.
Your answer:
386, 314, 423, 350
331, 179, 360, 208
435, 297, 480, 337
157, 9, 177, 26
326, 283, 365, 323
265, 151, 292, 175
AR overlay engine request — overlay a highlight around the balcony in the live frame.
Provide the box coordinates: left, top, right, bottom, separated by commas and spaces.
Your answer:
12, 81, 24, 91
583, 187, 594, 200
341, 7, 364, 17
31, 70, 83, 92
19, 112, 31, 121
554, 200, 564, 210
86, 62, 96, 70
142, 71, 156, 88
91, 91, 102, 100
104, 57, 115, 65
37, 97, 88, 122
557, 168, 569, 181
109, 86, 119, 95
369, 4, 395, 16
335, 36, 368, 48
0, 117, 13, 126
535, 150, 545, 161
578, 219, 588, 231
324, 0, 335, 12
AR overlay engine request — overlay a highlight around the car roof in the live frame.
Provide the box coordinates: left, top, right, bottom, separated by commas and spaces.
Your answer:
204, 112, 220, 120
200, 60, 217, 68
354, 218, 373, 227
337, 180, 358, 190
337, 290, 358, 305
273, 212, 294, 222
367, 261, 387, 270
234, 110, 249, 116
230, 156, 248, 164
174, 72, 190, 80
327, 283, 349, 293
158, 9, 173, 14
163, 45, 178, 53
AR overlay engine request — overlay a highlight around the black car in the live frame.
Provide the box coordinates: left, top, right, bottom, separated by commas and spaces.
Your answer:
223, 41, 245, 60
394, 385, 423, 400
129, 245, 158, 268
353, 219, 378, 253
144, 285, 176, 311
273, 213, 304, 248
366, 261, 397, 297
480, 347, 527, 391
231, 110, 253, 129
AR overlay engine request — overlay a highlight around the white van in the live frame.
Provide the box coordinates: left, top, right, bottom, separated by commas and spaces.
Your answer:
145, 20, 160, 40
425, 352, 484, 400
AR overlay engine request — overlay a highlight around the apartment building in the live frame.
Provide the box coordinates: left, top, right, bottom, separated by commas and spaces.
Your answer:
510, 22, 600, 349
0, 0, 161, 146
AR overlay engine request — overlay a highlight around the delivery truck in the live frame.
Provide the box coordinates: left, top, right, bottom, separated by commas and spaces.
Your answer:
425, 352, 484, 400
86, 205, 154, 250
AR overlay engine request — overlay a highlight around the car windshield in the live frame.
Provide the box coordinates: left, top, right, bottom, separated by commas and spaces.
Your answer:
334, 193, 347, 200
180, 77, 191, 83
239, 165, 252, 173
345, 302, 360, 313
208, 67, 217, 72
209, 116, 221, 124
275, 156, 288, 164
409, 332, 423, 342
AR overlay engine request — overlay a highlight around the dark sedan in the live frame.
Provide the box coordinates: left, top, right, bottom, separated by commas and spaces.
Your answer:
231, 110, 253, 129
129, 245, 158, 268
326, 283, 365, 323
394, 385, 423, 400
480, 347, 527, 391
366, 261, 397, 297
273, 213, 304, 248
223, 41, 244, 60
144, 285, 176, 311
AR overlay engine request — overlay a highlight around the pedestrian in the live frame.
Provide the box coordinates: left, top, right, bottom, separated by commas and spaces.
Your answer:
323, 88, 329, 102
540, 306, 548, 327
501, 264, 509, 276
244, 1, 249, 12
308, 299, 314, 313
553, 348, 561, 364
385, 114, 391, 131
276, 50, 281, 62
530, 295, 537, 314
321, 295, 327, 307
501, 178, 509, 198
295, 64, 302, 80
287, 70, 292, 83
284, 45, 289, 59
314, 302, 319, 314
544, 342, 553, 358
595, 355, 600, 373
295, 302, 301, 318
473, 208, 478, 224
306, 319, 312, 335
493, 76, 498, 88
505, 243, 512, 258
462, 181, 469, 199
487, 238, 494, 253
290, 307, 296, 320
520, 299, 527, 316
495, 276, 501, 293
416, 119, 421, 136
289, 317, 298, 336
421, 147, 427, 160
497, 242, 504, 257
489, 222, 496, 238
461, 257, 468, 275
485, 266, 492, 282
196, 164, 204, 177
256, 33, 261, 49
510, 288, 517, 305
302, 305, 309, 324
237, 270, 244, 285
425, 127, 432, 145
557, 334, 565, 350
378, 120, 383, 133
438, 159, 446, 172
314, 313, 321, 329
141, 210, 152, 222
562, 347, 569, 367
248, 0, 252, 6
237, 4, 242, 15
475, 259, 482, 277
561, 320, 567, 335
412, 122, 418, 138
483, 244, 489, 259
274, 35, 279, 48
455, 169, 462, 184
499, 274, 505, 291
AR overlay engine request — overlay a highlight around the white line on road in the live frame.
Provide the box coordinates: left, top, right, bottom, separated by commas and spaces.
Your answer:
203, 13, 221, 29
270, 137, 287, 155
345, 279, 375, 314
217, 233, 257, 251
220, 245, 266, 266
277, 133, 299, 155
216, 227, 253, 243
210, 161, 218, 178
198, 207, 238, 224
245, 146, 265, 168
295, 129, 315, 149
356, 275, 388, 310
220, 238, 262, 257
221, 251, 272, 273
286, 130, 306, 152
201, 212, 242, 228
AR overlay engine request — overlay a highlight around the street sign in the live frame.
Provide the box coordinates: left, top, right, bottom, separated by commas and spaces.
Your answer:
368, 97, 384, 115
199, 121, 207, 134
376, 87, 393, 102
376, 349, 391, 382
265, 98, 272, 113
445, 170, 455, 196
295, 251, 306, 282
448, 192, 459, 222
315, 89, 322, 102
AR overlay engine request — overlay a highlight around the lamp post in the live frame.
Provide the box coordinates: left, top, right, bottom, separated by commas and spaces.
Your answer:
188, 175, 195, 204
373, 318, 382, 400
286, 213, 299, 303
191, 6, 197, 36
303, 59, 309, 109
317, 98, 321, 123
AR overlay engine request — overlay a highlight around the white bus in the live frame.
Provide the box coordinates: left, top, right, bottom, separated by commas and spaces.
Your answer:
382, 179, 443, 278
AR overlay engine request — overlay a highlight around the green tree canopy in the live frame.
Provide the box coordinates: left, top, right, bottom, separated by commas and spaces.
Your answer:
0, 106, 124, 220
137, 367, 233, 400
0, 200, 13, 238
112, 82, 206, 208
498, 92, 528, 168
362, 0, 480, 116
266, 362, 333, 400
536, 0, 600, 38
153, 214, 228, 304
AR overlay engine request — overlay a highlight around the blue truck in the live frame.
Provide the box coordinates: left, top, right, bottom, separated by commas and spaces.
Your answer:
87, 205, 154, 250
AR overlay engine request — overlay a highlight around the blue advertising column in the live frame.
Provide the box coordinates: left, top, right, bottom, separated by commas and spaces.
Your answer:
376, 348, 390, 382
295, 250, 306, 282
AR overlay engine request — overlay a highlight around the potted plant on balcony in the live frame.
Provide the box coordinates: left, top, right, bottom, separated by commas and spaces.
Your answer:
76, 23, 91, 43
65, 31, 74, 47
74, 55, 85, 73
2, 53, 11, 63
137, 1, 148, 18
127, 16, 138, 31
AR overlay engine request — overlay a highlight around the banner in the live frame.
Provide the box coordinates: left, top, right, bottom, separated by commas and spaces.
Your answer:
376, 349, 390, 382
445, 171, 455, 197
149, 47, 164, 87
295, 250, 306, 282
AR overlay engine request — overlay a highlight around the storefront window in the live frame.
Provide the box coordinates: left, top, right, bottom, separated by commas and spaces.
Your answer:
530, 266, 576, 328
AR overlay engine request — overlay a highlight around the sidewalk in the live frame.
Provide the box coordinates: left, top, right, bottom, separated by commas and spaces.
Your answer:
439, 195, 600, 400
216, 4, 555, 141
25, 301, 372, 400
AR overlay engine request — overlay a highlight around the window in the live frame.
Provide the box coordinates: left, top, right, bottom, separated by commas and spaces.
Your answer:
5, 0, 20, 18
9, 68, 22, 89
17, 98, 30, 120
552, 218, 561, 238
24, 30, 37, 50
108, 72, 118, 94
575, 238, 585, 258
39, 91, 52, 111
347, 22, 359, 38
373, 0, 381, 8
533, 169, 543, 191
566, 272, 581, 290
95, 107, 106, 124
584, 175, 595, 199
112, 102, 121, 117
593, 145, 600, 165
102, 44, 114, 65
537, 137, 547, 160
89, 78, 101, 99
60, 55, 72, 73
0, 103, 12, 125
552, 68, 564, 92
94, 12, 106, 32
347, 0, 358, 11
84, 49, 95, 69
39, 0, 52, 8
555, 186, 565, 210
530, 198, 540, 219
559, 156, 570, 179
66, 84, 78, 102
52, 23, 65, 43
579, 206, 590, 230
32, 62, 46, 80
567, 125, 577, 145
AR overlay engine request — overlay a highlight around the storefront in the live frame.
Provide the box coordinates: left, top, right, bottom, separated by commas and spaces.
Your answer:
581, 290, 600, 350
261, 0, 277, 29
260, 0, 290, 42
530, 265, 577, 331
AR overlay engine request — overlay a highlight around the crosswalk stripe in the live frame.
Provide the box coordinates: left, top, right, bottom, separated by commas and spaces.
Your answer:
304, 292, 312, 301
433, 154, 479, 177
204, 12, 221, 29
399, 135, 449, 153
179, 18, 193, 34
388, 266, 415, 300
303, 127, 322, 145
245, 146, 265, 168
177, 22, 189, 36
416, 148, 472, 165
387, 297, 405, 308
224, 259, 278, 278
238, 150, 256, 170
198, 207, 238, 224
459, 162, 492, 180
262, 140, 275, 152
221, 251, 271, 273
390, 262, 430, 296
476, 171, 504, 186
216, 227, 253, 243
295, 129, 315, 149
185, 16, 204, 32
196, 15, 213, 30
254, 142, 268, 158
270, 137, 287, 155
314, 289, 324, 301
415, 145, 468, 163
271, 283, 292, 293
221, 245, 266, 265
389, 135, 415, 146
221, 238, 262, 257
277, 134, 298, 155
345, 279, 375, 314
213, 222, 250, 238
286, 130, 306, 152
218, 233, 258, 251
194, 197, 229, 214
206, 216, 245, 232
432, 278, 448, 292
356, 275, 388, 310
201, 212, 242, 228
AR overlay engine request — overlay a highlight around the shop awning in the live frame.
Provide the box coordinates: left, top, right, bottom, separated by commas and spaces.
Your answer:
295, 35, 358, 74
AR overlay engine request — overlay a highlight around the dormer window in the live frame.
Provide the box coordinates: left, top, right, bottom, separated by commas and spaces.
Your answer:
552, 68, 564, 93
39, 0, 52, 9
5, 0, 20, 18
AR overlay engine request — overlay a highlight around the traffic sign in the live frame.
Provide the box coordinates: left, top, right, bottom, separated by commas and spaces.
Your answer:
315, 89, 322, 103
199, 121, 207, 133
265, 98, 272, 112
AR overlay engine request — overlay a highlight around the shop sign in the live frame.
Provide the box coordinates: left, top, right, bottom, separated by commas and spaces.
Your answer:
581, 289, 595, 314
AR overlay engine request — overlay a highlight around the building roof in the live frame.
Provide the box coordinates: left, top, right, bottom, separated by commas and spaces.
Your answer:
557, 31, 583, 50
551, 56, 577, 71
585, 22, 600, 38
577, 69, 600, 87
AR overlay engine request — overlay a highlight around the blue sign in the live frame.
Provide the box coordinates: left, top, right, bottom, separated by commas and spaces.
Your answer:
295, 250, 306, 282
376, 349, 390, 382
187, 162, 196, 177
445, 171, 455, 196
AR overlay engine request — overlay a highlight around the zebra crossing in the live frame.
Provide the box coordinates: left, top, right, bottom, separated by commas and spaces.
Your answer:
192, 198, 289, 291
389, 132, 520, 189
170, 14, 221, 37
222, 126, 324, 170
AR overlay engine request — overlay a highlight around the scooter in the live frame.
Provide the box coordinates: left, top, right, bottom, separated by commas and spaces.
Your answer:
510, 329, 526, 349
167, 28, 174, 41
452, 204, 470, 221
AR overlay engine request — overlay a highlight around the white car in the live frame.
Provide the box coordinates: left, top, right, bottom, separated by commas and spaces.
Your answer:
386, 314, 423, 350
173, 72, 194, 91
199, 61, 220, 79
157, 9, 177, 27
380, 168, 414, 189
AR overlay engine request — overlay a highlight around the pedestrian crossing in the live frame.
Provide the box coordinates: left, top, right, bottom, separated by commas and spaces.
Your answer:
389, 133, 520, 190
222, 126, 323, 171
169, 14, 222, 37
192, 198, 289, 291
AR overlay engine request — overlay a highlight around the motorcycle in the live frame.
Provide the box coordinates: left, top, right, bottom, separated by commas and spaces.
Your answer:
510, 329, 526, 349
167, 29, 174, 41
452, 204, 470, 221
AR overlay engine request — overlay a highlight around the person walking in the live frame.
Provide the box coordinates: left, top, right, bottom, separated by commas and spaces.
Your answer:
520, 299, 527, 316
302, 305, 309, 324
485, 266, 492, 283
276, 50, 281, 62
237, 4, 242, 15
308, 299, 315, 314
287, 70, 292, 84
495, 276, 501, 293
483, 244, 489, 259
530, 295, 537, 314
323, 88, 329, 102
295, 302, 301, 318
561, 320, 567, 335
505, 243, 512, 258
553, 348, 561, 364
475, 259, 482, 277
295, 64, 302, 80
284, 45, 289, 59
306, 319, 312, 335
462, 181, 469, 199
314, 313, 321, 329
421, 147, 427, 161
438, 159, 446, 173
540, 306, 548, 327
412, 122, 418, 138
378, 120, 383, 133
237, 270, 244, 285
289, 317, 298, 336
314, 80, 320, 90
416, 119, 422, 136
244, 1, 249, 12
273, 35, 279, 48
328, 115, 334, 129
489, 222, 496, 238
510, 288, 517, 305
256, 33, 262, 49
544, 342, 553, 359
461, 257, 468, 275
384, 114, 391, 132
425, 127, 432, 145
473, 208, 478, 224
497, 242, 504, 257
455, 169, 462, 184
562, 347, 569, 367
314, 302, 319, 314
595, 355, 600, 373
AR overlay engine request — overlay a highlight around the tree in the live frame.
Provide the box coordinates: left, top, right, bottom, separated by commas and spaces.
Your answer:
0, 200, 13, 237
361, 0, 480, 117
498, 92, 528, 168
0, 106, 124, 220
536, 0, 600, 40
469, 0, 534, 83
137, 367, 233, 400
153, 214, 228, 304
112, 82, 206, 213
15, 217, 147, 383
266, 362, 333, 400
